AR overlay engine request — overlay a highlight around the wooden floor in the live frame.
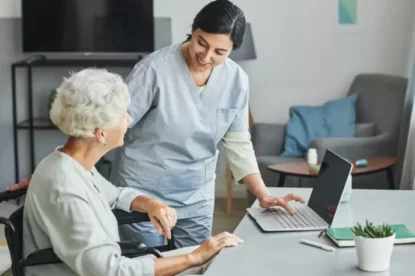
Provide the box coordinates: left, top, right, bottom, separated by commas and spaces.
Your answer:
212, 197, 250, 235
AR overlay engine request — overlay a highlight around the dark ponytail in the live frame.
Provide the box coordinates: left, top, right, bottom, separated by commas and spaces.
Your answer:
186, 0, 246, 50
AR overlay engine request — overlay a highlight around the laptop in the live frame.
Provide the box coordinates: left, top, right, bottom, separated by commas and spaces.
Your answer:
247, 149, 352, 232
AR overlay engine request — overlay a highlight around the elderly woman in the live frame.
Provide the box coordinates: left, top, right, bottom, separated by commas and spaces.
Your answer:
22, 68, 243, 276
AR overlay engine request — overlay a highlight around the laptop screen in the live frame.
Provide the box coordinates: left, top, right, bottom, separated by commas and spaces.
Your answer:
307, 150, 352, 225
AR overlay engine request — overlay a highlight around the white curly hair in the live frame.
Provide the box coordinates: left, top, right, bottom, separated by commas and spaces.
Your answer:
50, 68, 130, 138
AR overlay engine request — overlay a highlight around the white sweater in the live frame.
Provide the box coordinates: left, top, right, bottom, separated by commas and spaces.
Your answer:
23, 149, 155, 276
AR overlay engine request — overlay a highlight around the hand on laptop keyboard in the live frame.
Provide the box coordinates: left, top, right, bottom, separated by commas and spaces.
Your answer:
258, 193, 305, 215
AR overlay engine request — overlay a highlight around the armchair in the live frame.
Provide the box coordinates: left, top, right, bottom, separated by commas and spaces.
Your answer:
251, 74, 408, 196
0, 189, 175, 276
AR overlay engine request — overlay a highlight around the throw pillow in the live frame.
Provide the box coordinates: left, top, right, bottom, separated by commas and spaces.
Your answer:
324, 94, 358, 137
281, 94, 357, 157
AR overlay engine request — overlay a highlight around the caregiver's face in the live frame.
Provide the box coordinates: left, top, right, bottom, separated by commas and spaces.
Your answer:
188, 28, 233, 73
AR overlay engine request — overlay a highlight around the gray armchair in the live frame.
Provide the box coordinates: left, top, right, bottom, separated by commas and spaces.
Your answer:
251, 74, 408, 194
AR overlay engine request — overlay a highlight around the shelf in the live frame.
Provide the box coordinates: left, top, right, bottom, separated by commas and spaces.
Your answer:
12, 58, 140, 68
11, 57, 139, 183
17, 118, 56, 130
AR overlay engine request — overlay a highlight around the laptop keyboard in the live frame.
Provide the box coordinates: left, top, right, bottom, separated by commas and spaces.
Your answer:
268, 207, 318, 229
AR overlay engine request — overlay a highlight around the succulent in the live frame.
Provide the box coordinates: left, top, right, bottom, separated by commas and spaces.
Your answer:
352, 220, 394, 238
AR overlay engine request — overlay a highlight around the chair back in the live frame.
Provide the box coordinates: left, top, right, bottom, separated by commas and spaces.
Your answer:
3, 206, 25, 276
347, 74, 408, 133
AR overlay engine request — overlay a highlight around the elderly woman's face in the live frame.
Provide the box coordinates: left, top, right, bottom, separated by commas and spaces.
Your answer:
103, 112, 132, 148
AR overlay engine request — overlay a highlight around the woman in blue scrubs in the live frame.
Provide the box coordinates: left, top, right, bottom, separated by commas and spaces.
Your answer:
110, 0, 304, 247
10, 0, 304, 249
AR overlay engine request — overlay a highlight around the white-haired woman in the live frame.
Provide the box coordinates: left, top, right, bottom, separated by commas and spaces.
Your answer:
22, 68, 243, 276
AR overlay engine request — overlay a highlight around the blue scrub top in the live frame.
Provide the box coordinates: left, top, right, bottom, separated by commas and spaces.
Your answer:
111, 43, 250, 218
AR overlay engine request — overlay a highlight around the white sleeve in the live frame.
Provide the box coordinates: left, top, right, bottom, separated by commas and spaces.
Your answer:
93, 168, 144, 212
222, 131, 260, 185
38, 180, 155, 276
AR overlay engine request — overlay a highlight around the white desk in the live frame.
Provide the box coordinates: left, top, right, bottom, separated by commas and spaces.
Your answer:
205, 188, 415, 276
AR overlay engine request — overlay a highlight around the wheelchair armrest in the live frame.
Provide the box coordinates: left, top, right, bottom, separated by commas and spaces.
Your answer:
0, 189, 27, 203
22, 248, 61, 266
119, 241, 163, 258
22, 241, 162, 267
112, 209, 150, 225
113, 210, 176, 251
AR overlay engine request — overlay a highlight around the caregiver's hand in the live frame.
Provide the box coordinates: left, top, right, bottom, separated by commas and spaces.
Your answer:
189, 232, 243, 266
143, 197, 177, 239
258, 193, 305, 215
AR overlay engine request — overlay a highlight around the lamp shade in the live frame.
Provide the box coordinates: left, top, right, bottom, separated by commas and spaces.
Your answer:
229, 23, 256, 61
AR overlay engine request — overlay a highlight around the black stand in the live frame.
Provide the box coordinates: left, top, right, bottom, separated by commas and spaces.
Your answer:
25, 55, 47, 64
11, 57, 141, 183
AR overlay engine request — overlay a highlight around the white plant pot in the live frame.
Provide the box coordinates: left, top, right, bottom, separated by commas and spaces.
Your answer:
354, 233, 395, 272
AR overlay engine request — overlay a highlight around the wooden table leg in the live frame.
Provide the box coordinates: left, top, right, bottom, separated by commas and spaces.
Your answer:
278, 173, 286, 187
386, 167, 395, 190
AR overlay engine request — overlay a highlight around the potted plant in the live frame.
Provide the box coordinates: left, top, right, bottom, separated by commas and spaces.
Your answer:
352, 220, 395, 272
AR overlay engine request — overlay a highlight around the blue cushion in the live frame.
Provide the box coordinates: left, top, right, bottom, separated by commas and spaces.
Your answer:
281, 94, 357, 157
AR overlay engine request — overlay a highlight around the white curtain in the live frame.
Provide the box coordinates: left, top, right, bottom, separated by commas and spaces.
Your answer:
400, 60, 415, 189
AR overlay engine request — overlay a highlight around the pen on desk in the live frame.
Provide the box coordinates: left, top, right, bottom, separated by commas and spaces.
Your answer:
300, 239, 336, 252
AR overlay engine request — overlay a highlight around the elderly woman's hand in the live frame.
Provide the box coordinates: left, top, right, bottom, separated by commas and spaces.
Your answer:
188, 232, 243, 266
143, 198, 177, 240
7, 176, 31, 192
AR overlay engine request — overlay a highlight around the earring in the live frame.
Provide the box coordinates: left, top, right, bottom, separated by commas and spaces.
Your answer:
103, 143, 107, 147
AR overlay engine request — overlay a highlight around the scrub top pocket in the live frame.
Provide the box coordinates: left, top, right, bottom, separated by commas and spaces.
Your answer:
216, 108, 238, 141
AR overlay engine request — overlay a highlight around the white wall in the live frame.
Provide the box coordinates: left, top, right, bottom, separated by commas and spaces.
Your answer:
0, 0, 20, 18
1, 0, 414, 197
155, 0, 415, 124
3, 0, 414, 121
407, 10, 415, 76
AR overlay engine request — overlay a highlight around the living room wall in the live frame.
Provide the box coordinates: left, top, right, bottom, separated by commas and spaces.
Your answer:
408, 12, 415, 76
0, 0, 414, 197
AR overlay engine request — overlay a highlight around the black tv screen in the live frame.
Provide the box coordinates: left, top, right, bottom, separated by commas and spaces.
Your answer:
22, 0, 154, 53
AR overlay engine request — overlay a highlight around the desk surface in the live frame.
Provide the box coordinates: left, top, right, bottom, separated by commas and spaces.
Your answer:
205, 188, 415, 276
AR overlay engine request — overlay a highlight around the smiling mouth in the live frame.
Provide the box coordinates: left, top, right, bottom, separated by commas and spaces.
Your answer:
197, 56, 209, 66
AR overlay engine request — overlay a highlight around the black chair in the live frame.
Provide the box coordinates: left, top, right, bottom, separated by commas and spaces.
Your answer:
0, 189, 176, 276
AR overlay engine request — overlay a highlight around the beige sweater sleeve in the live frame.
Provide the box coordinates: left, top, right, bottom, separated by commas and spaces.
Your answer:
222, 131, 260, 185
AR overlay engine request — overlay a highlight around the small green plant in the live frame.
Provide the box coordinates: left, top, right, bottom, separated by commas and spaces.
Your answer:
352, 220, 395, 238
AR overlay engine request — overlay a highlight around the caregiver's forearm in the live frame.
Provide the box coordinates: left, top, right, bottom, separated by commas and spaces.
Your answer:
243, 173, 271, 199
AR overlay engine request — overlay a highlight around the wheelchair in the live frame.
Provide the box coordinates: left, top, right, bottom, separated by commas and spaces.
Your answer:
0, 189, 176, 276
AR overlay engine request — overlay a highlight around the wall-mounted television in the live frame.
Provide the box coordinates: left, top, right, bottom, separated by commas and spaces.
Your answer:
22, 0, 154, 54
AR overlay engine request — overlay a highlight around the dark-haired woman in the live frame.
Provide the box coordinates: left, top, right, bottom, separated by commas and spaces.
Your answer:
11, 0, 304, 250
